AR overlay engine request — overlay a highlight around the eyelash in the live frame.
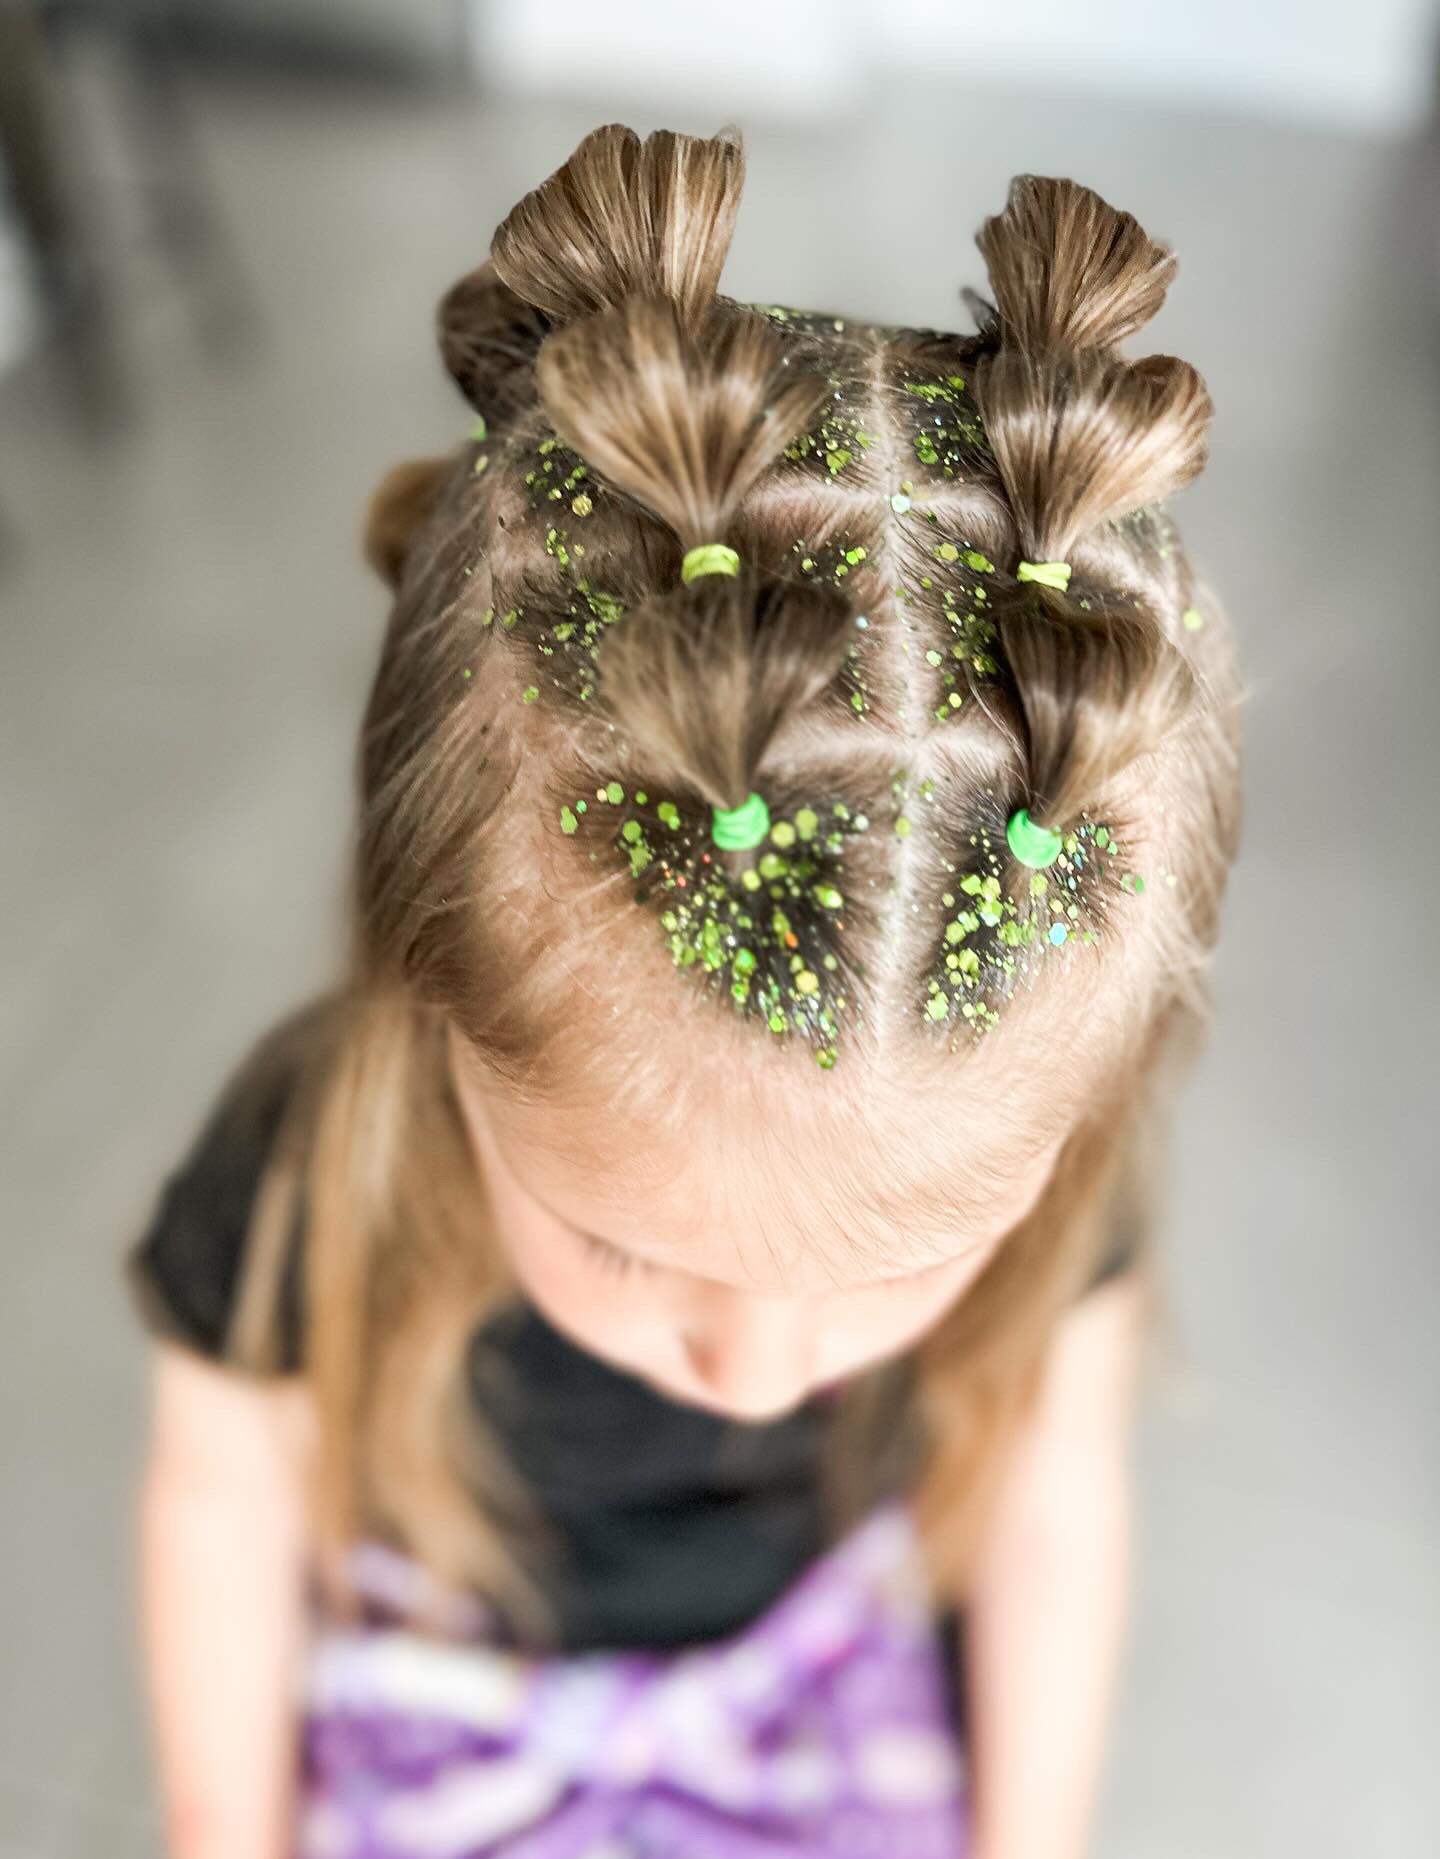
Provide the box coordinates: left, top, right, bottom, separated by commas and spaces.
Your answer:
578, 1230, 656, 1280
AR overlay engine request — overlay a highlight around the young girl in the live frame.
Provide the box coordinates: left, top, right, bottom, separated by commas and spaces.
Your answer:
126, 123, 1243, 1859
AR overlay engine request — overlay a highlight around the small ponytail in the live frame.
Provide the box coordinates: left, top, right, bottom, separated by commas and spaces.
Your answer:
536, 295, 853, 809
490, 122, 744, 329
485, 126, 856, 819
971, 174, 1213, 827
975, 173, 1179, 355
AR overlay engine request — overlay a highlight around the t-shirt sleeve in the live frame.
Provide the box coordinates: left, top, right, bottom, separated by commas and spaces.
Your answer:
124, 1049, 306, 1372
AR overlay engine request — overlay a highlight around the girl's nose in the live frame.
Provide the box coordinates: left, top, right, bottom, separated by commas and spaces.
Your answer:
682, 1290, 817, 1420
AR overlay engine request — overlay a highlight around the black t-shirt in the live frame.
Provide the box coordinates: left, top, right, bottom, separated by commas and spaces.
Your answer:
126, 1047, 1141, 1655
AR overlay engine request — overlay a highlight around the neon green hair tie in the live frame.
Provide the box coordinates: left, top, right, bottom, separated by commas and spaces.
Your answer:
681, 542, 741, 584
1016, 559, 1072, 592
1006, 807, 1063, 869
712, 791, 770, 850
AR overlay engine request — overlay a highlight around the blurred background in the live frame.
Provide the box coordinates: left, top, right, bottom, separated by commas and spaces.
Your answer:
2, 2, 1438, 1854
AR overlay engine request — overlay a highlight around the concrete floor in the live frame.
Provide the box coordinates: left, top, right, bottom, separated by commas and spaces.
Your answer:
1, 57, 1437, 1859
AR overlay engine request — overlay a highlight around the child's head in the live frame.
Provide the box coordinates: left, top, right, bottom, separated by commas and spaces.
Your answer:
290, 124, 1240, 1590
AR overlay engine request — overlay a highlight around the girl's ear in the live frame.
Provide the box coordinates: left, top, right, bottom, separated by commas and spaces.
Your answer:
362, 457, 452, 591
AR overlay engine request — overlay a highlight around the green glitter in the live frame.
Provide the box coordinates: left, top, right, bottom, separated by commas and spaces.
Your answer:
919, 819, 1131, 1037
780, 381, 874, 485
894, 816, 912, 839
618, 770, 865, 1062
795, 808, 818, 841
559, 806, 578, 834
963, 550, 995, 573
572, 493, 593, 516
1182, 606, 1205, 631
584, 587, 624, 626
657, 802, 680, 830
521, 686, 538, 704
770, 821, 797, 849
469, 416, 488, 441
935, 543, 959, 562
904, 372, 989, 473
605, 782, 624, 805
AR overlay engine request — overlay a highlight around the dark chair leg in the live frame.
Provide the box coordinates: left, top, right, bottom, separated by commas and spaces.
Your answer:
0, 6, 130, 429
115, 24, 263, 356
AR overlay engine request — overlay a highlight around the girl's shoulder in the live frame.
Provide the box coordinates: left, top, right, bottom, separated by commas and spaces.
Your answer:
124, 1000, 329, 1374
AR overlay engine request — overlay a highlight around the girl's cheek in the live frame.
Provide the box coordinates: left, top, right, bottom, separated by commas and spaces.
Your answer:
818, 1274, 974, 1378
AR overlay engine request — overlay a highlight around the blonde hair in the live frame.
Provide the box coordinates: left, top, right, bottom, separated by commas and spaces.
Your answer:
222, 125, 1242, 1632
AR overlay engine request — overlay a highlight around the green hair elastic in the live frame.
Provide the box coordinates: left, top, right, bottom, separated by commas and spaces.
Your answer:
1016, 559, 1072, 592
712, 790, 771, 851
681, 542, 741, 584
1006, 807, 1063, 869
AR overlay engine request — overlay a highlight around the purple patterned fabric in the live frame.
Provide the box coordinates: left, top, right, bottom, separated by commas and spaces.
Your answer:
297, 1502, 969, 1858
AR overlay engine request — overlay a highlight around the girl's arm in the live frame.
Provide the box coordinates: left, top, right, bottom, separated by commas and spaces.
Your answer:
136, 1342, 315, 1859
964, 1275, 1146, 1859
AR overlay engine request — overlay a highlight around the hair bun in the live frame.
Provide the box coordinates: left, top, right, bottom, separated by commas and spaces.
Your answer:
436, 259, 551, 422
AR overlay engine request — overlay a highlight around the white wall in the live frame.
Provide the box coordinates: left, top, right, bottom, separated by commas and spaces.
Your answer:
471, 0, 1440, 135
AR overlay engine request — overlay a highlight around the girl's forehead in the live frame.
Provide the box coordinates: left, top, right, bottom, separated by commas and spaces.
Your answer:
474, 1067, 1066, 1294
